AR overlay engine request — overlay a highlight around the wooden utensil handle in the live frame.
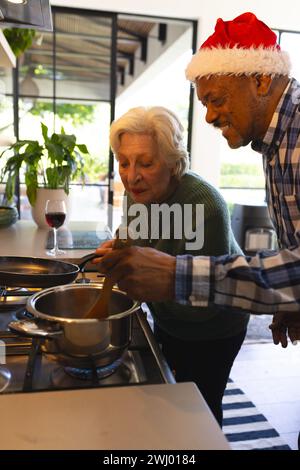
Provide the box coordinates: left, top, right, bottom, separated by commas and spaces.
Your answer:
84, 277, 114, 320
84, 228, 131, 320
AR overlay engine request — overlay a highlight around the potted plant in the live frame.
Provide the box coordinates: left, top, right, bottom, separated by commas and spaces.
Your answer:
0, 122, 89, 228
3, 28, 36, 58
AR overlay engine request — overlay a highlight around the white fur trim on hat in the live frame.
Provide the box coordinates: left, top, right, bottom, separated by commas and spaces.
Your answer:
185, 46, 291, 81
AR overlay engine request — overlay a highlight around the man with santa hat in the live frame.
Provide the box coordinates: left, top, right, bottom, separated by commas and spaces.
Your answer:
95, 13, 300, 343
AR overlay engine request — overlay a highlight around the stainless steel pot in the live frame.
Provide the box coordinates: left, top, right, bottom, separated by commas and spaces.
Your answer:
9, 283, 140, 368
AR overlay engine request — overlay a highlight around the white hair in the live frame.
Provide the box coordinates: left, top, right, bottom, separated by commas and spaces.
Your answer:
110, 106, 189, 179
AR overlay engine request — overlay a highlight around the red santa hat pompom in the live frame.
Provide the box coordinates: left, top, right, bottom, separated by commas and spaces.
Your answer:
186, 12, 291, 81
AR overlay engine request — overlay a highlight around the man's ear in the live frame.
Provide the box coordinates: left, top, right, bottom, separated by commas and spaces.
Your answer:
253, 74, 272, 96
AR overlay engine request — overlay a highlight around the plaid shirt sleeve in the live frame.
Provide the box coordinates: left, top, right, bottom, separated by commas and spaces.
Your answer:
175, 80, 300, 315
175, 247, 300, 313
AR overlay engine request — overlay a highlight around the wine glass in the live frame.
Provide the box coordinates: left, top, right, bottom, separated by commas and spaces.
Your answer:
45, 199, 66, 256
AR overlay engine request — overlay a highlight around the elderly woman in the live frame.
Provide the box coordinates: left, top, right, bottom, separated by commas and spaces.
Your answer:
94, 106, 249, 426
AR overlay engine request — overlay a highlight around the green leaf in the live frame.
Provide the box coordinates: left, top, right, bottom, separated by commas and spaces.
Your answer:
25, 169, 38, 205
3, 28, 36, 58
76, 144, 89, 154
41, 122, 49, 143
5, 173, 15, 203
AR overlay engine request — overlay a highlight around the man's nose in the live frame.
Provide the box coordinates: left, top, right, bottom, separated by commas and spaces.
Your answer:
205, 104, 219, 124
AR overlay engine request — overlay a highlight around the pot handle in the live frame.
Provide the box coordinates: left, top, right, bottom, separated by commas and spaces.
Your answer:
9, 320, 63, 339
77, 252, 99, 272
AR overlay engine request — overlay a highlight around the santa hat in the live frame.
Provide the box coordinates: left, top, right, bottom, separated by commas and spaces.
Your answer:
186, 12, 291, 81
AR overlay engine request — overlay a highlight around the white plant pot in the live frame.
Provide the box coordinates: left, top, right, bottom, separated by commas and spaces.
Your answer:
31, 188, 72, 229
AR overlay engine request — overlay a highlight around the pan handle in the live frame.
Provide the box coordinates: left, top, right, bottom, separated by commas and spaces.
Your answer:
77, 252, 99, 272
9, 320, 63, 339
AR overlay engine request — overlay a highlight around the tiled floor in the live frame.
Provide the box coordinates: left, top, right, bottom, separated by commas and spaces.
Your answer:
230, 340, 300, 450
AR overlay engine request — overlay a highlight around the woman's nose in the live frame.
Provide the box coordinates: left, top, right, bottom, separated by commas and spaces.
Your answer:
127, 165, 140, 184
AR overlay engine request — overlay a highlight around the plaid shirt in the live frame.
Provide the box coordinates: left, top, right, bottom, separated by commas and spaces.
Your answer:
176, 78, 300, 313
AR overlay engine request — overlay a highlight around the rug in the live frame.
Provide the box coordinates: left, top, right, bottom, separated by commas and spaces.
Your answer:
222, 379, 291, 450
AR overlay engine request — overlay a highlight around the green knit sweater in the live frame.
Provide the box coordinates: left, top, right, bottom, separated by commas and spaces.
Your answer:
125, 171, 249, 341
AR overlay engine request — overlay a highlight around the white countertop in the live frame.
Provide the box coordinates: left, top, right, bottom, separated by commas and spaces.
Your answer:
0, 382, 230, 450
0, 219, 106, 262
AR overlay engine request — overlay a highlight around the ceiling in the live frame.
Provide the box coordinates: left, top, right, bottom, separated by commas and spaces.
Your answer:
19, 9, 191, 101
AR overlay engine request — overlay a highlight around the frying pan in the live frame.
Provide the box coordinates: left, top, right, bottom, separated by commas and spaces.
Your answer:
0, 253, 96, 288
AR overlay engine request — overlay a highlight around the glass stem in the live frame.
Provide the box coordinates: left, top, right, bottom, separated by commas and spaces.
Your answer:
53, 228, 57, 254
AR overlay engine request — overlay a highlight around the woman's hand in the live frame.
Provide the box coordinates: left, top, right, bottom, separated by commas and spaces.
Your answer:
91, 239, 115, 264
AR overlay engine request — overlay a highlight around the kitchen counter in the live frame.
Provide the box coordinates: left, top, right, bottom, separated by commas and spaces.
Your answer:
0, 219, 108, 262
0, 382, 230, 450
0, 219, 230, 450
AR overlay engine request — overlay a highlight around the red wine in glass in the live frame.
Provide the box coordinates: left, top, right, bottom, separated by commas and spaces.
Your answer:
45, 212, 66, 229
45, 199, 66, 256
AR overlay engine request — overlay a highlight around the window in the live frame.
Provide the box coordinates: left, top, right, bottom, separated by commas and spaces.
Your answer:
0, 7, 196, 231
113, 17, 194, 229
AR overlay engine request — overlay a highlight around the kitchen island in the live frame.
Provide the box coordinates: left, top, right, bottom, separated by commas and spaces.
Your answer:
0, 382, 229, 450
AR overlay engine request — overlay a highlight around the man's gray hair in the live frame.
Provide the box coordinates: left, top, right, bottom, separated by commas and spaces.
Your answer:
110, 106, 189, 179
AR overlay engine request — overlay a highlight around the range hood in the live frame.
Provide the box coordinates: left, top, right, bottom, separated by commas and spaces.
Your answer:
0, 0, 53, 31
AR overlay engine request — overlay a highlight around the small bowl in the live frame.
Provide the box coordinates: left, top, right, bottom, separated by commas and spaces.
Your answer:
0, 206, 18, 228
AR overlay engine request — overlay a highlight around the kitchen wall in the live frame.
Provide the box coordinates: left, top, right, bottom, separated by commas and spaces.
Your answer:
52, 0, 300, 185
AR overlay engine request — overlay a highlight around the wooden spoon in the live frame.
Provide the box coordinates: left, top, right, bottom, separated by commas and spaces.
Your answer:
84, 232, 130, 320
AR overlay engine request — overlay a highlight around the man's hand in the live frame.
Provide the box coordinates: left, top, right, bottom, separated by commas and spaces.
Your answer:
269, 312, 300, 348
93, 246, 176, 302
